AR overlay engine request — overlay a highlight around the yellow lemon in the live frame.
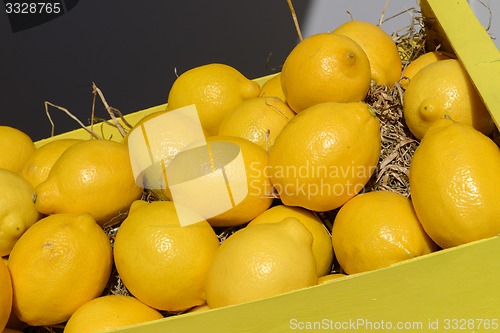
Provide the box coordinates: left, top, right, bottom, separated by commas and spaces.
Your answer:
0, 126, 36, 173
248, 204, 333, 277
0, 260, 12, 332
8, 213, 113, 326
124, 107, 211, 201
403, 59, 494, 140
63, 295, 163, 333
187, 303, 210, 313
332, 20, 403, 86
113, 200, 220, 312
332, 191, 437, 274
122, 109, 168, 146
259, 73, 286, 102
400, 50, 454, 89
165, 135, 274, 227
281, 33, 371, 113
0, 169, 40, 256
409, 118, 500, 248
317, 274, 347, 284
33, 139, 143, 226
268, 102, 381, 212
19, 138, 83, 188
217, 96, 295, 150
205, 217, 317, 308
166, 63, 261, 135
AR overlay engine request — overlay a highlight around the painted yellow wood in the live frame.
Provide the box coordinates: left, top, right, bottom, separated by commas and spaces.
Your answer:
421, 0, 500, 129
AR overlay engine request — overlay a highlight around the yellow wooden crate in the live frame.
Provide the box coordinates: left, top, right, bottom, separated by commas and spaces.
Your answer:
34, 0, 500, 331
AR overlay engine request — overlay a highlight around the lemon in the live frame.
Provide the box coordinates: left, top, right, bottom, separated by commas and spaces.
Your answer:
0, 260, 12, 332
409, 118, 500, 248
34, 139, 143, 226
8, 213, 113, 326
20, 138, 83, 188
63, 295, 163, 333
259, 73, 286, 102
0, 126, 36, 173
403, 59, 494, 140
332, 20, 403, 86
166, 63, 261, 135
164, 135, 274, 227
2, 258, 25, 332
124, 106, 209, 201
332, 191, 437, 274
122, 109, 168, 145
268, 102, 381, 212
113, 200, 220, 312
217, 96, 295, 150
281, 33, 371, 113
187, 304, 210, 313
205, 217, 317, 308
400, 50, 454, 89
248, 204, 333, 276
0, 169, 40, 256
317, 274, 347, 284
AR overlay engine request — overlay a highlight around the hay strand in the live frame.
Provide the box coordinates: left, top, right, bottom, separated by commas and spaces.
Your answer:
44, 101, 102, 139
286, 0, 303, 41
92, 82, 127, 138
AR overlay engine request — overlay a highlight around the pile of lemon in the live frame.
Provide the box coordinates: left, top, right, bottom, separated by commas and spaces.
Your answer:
1, 19, 500, 333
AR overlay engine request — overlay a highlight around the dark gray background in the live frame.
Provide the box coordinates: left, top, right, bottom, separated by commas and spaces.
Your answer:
2, 1, 497, 142
0, 1, 309, 141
